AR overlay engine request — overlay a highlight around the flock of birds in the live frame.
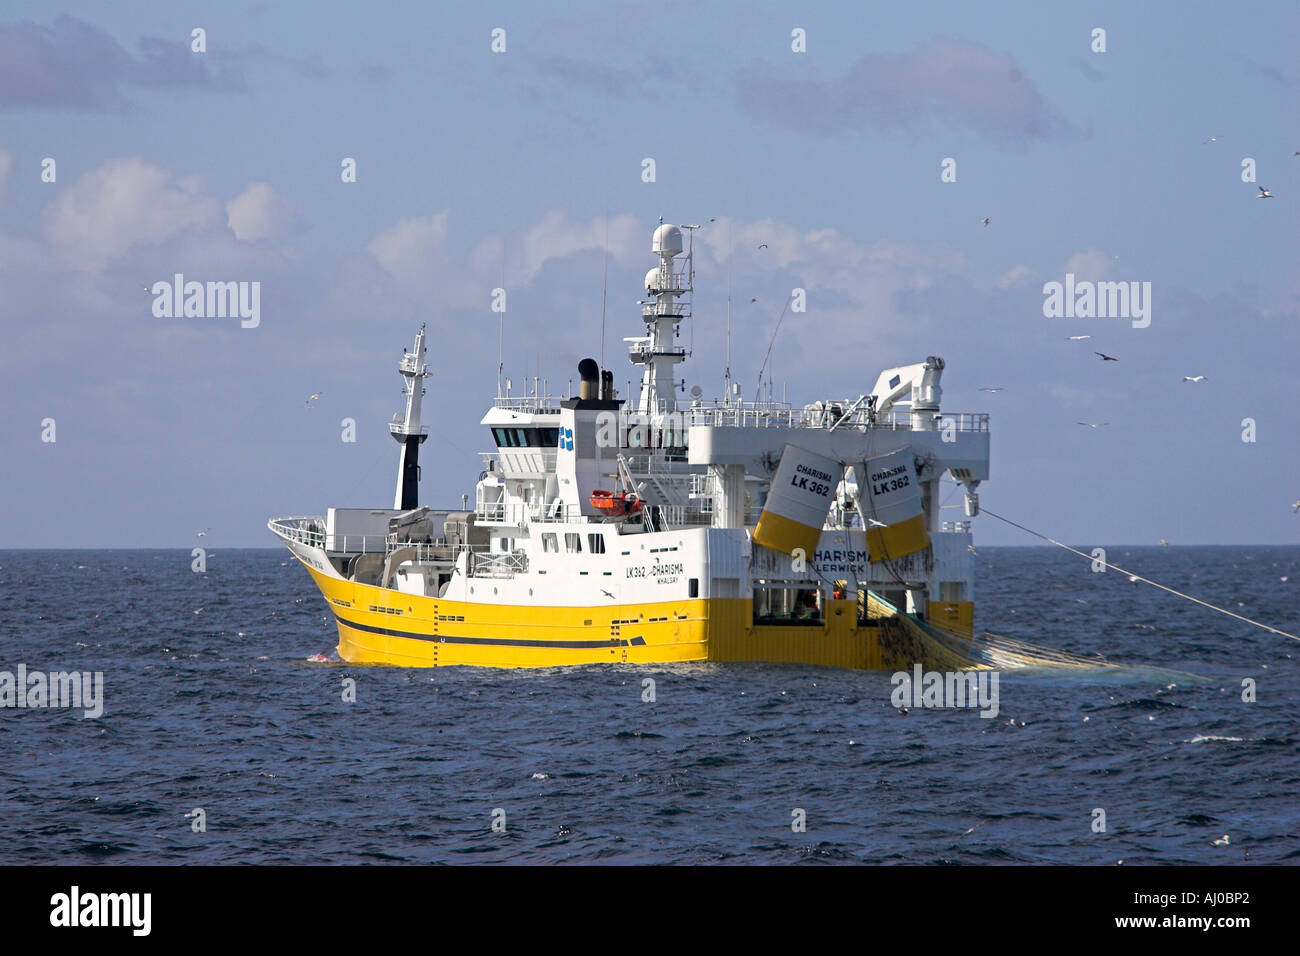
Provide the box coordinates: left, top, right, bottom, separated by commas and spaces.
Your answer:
978, 333, 1210, 427
969, 134, 1294, 427
968, 140, 1296, 527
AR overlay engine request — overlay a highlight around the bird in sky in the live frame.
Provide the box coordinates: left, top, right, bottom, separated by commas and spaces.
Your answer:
750, 297, 757, 303
978, 386, 1005, 393
1202, 134, 1225, 144
305, 391, 324, 407
1077, 422, 1110, 428
1258, 186, 1273, 198
1160, 539, 1170, 547
968, 544, 978, 555
867, 518, 888, 528
757, 243, 768, 250
1182, 375, 1207, 382
981, 217, 990, 227
196, 529, 208, 537
1291, 500, 1300, 513
1067, 335, 1091, 341
1095, 352, 1119, 361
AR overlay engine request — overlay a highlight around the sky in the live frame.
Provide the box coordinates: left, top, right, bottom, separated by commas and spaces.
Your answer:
0, 1, 1297, 548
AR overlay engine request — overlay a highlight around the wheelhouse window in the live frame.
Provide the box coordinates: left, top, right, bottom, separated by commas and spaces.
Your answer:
587, 533, 606, 554
564, 533, 582, 553
541, 533, 559, 553
492, 427, 563, 448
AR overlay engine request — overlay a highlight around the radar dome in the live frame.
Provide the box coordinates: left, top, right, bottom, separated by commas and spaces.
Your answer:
644, 267, 663, 293
651, 224, 683, 258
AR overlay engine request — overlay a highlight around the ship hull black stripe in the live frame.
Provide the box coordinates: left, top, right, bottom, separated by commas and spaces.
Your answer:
334, 613, 647, 648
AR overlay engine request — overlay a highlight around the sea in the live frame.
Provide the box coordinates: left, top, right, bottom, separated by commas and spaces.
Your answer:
1, 546, 1296, 865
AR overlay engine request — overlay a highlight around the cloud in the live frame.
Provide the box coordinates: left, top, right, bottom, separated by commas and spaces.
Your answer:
42, 157, 224, 269
695, 217, 964, 367
1063, 249, 1112, 283
366, 210, 645, 309
0, 15, 242, 112
0, 149, 12, 202
226, 182, 295, 242
997, 265, 1033, 289
735, 37, 1059, 140
368, 211, 452, 282
516, 212, 642, 283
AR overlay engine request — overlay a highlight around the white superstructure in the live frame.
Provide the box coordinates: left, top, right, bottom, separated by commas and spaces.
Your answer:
270, 220, 992, 662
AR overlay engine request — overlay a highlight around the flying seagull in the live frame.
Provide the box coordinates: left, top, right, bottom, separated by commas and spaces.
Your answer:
1258, 186, 1273, 199
750, 297, 758, 303
867, 518, 888, 528
1077, 422, 1110, 428
1291, 500, 1300, 513
1067, 335, 1092, 341
305, 391, 324, 407
1182, 375, 1206, 382
1095, 352, 1119, 361
599, 589, 616, 600
981, 218, 990, 227
1202, 135, 1225, 144
196, 529, 208, 537
968, 544, 978, 555
978, 386, 1005, 393
757, 243, 768, 250
1160, 539, 1170, 547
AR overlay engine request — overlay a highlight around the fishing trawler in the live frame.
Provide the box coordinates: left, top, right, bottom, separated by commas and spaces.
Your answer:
270, 221, 1004, 670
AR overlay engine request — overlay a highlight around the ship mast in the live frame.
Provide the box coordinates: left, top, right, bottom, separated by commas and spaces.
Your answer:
390, 323, 431, 510
631, 220, 691, 415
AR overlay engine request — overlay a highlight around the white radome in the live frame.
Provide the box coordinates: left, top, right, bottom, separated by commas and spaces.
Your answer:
644, 267, 663, 293
651, 223, 683, 258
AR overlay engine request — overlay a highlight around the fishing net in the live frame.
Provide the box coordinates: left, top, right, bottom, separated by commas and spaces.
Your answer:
868, 591, 1116, 672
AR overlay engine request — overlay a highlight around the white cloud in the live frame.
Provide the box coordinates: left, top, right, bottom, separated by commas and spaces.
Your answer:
516, 211, 641, 283
366, 210, 645, 309
1064, 249, 1111, 283
697, 216, 958, 347
42, 157, 223, 270
226, 182, 295, 241
368, 210, 451, 279
997, 264, 1033, 288
0, 150, 13, 202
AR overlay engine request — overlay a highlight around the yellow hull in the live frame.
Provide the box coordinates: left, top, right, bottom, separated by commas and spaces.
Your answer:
299, 560, 980, 671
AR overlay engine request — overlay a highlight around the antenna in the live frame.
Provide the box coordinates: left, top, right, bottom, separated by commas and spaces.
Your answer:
681, 223, 701, 359
725, 220, 733, 406
753, 292, 794, 404
497, 258, 505, 399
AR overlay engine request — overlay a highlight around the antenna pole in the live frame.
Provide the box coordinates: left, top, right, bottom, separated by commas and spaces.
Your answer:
497, 260, 505, 399
725, 220, 732, 406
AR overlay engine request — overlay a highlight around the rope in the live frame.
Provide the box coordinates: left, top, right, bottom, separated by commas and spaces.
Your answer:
980, 507, 1298, 642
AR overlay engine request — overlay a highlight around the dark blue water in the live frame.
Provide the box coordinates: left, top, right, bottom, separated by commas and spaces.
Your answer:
1, 546, 1296, 864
